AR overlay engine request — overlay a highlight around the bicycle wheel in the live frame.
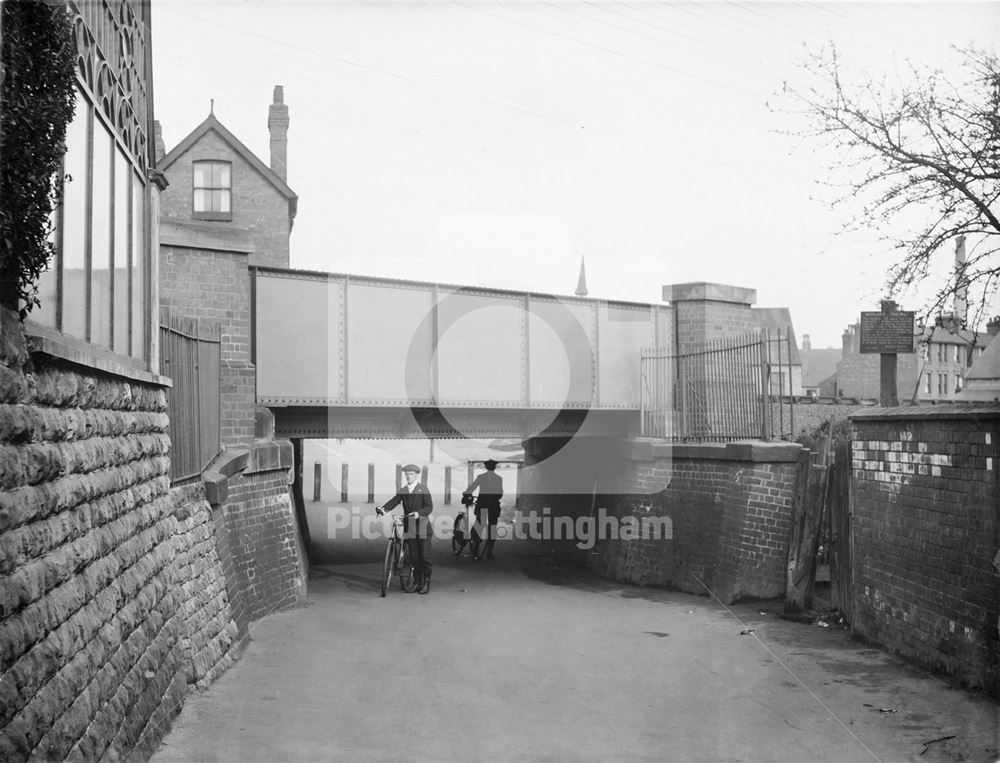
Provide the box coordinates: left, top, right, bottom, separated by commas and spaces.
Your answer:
398, 542, 417, 592
452, 515, 467, 555
380, 538, 394, 597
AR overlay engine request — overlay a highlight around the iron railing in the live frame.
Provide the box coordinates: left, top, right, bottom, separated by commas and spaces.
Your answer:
160, 309, 222, 484
640, 329, 795, 441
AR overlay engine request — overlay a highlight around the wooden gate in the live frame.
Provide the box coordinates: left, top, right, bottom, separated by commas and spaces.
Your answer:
160, 309, 222, 484
785, 433, 853, 620
827, 438, 853, 622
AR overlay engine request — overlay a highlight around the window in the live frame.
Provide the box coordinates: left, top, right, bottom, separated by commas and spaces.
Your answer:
35, 86, 150, 362
193, 161, 232, 220
955, 373, 963, 393
954, 345, 961, 363
938, 373, 948, 395
937, 343, 945, 362
921, 344, 929, 361
30, 1, 154, 368
924, 373, 932, 395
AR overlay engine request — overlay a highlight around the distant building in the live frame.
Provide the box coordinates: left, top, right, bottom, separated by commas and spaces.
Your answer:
750, 307, 802, 396
833, 315, 992, 402
834, 322, 921, 401
914, 316, 992, 401
799, 334, 841, 397
156, 87, 298, 268
957, 317, 1000, 401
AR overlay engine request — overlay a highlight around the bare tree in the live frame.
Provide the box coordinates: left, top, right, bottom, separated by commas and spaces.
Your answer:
779, 45, 1000, 329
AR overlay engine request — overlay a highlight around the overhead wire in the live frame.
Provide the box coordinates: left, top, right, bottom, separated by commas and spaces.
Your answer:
457, 0, 768, 100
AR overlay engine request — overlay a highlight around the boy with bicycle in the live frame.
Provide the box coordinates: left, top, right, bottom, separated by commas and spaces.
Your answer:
376, 464, 434, 594
462, 458, 503, 560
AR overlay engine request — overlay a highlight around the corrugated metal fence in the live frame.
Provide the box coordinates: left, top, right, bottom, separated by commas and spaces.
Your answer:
640, 329, 795, 441
160, 309, 222, 484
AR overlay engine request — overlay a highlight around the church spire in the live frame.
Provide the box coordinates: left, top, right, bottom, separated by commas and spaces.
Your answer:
575, 256, 588, 297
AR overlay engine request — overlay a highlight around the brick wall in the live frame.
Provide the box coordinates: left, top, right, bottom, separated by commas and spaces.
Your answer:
587, 440, 802, 603
850, 405, 1000, 693
159, 129, 290, 268
159, 229, 255, 448
215, 466, 302, 635
674, 300, 754, 355
0, 308, 302, 761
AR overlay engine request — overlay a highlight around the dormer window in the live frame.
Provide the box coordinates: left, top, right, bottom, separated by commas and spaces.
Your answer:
193, 161, 232, 220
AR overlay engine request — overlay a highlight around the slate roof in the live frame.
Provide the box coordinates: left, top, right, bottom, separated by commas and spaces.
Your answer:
964, 333, 1000, 382
800, 348, 841, 388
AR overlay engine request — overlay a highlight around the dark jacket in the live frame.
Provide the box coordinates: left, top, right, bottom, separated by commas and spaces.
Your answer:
382, 483, 434, 537
465, 471, 503, 509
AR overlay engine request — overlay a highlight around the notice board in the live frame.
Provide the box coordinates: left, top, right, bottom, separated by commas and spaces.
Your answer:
859, 310, 915, 354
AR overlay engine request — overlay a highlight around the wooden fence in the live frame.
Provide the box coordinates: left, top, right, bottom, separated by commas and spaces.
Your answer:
160, 309, 221, 484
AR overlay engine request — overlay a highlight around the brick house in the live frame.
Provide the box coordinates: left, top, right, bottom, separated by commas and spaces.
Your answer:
798, 335, 840, 397
156, 86, 297, 269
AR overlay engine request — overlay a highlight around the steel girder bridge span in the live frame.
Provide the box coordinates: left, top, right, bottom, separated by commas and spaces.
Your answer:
251, 267, 672, 442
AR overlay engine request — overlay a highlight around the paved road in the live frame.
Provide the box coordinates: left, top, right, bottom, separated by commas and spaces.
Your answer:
152, 538, 999, 762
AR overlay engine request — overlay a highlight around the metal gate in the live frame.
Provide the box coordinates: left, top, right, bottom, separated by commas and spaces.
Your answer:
640, 329, 795, 441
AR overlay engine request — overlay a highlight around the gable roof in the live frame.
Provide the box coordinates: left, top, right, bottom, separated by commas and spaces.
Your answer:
800, 348, 841, 388
965, 333, 1000, 382
751, 307, 801, 364
159, 113, 298, 225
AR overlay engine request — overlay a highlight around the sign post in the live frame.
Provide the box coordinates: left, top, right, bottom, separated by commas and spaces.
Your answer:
859, 300, 915, 407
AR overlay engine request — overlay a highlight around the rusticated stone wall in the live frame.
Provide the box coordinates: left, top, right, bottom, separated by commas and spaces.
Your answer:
0, 319, 178, 760
0, 308, 285, 762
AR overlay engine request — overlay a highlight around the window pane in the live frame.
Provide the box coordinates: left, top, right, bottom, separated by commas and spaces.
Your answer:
131, 170, 146, 360
194, 163, 209, 188
218, 163, 230, 187
219, 189, 231, 212
114, 147, 129, 353
90, 125, 113, 348
62, 92, 90, 338
193, 188, 208, 212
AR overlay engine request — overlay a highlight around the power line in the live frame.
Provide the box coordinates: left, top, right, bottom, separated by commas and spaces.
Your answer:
154, 4, 598, 136
460, 1, 768, 100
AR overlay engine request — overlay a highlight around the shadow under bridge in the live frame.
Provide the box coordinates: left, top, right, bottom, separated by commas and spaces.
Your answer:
251, 267, 672, 440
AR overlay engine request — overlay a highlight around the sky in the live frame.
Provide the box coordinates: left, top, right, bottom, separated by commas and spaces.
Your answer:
151, 0, 1000, 349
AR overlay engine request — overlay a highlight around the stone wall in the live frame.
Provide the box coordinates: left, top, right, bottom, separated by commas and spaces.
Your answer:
849, 405, 1000, 694
587, 439, 803, 603
0, 310, 302, 761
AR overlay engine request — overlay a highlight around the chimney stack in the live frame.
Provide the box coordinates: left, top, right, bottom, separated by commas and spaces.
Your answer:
268, 85, 289, 181
801, 334, 811, 352
954, 235, 968, 325
153, 120, 166, 163
987, 316, 1000, 337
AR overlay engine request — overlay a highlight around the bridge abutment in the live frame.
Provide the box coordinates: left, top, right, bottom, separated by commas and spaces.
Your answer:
587, 439, 804, 604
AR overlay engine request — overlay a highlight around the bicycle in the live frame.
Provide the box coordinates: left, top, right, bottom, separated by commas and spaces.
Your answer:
452, 493, 484, 560
376, 511, 417, 596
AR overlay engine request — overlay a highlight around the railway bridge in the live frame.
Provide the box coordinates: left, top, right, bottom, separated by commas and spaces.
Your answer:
250, 268, 781, 502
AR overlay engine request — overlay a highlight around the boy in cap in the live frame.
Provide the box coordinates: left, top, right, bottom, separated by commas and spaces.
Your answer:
376, 464, 434, 593
462, 459, 503, 560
